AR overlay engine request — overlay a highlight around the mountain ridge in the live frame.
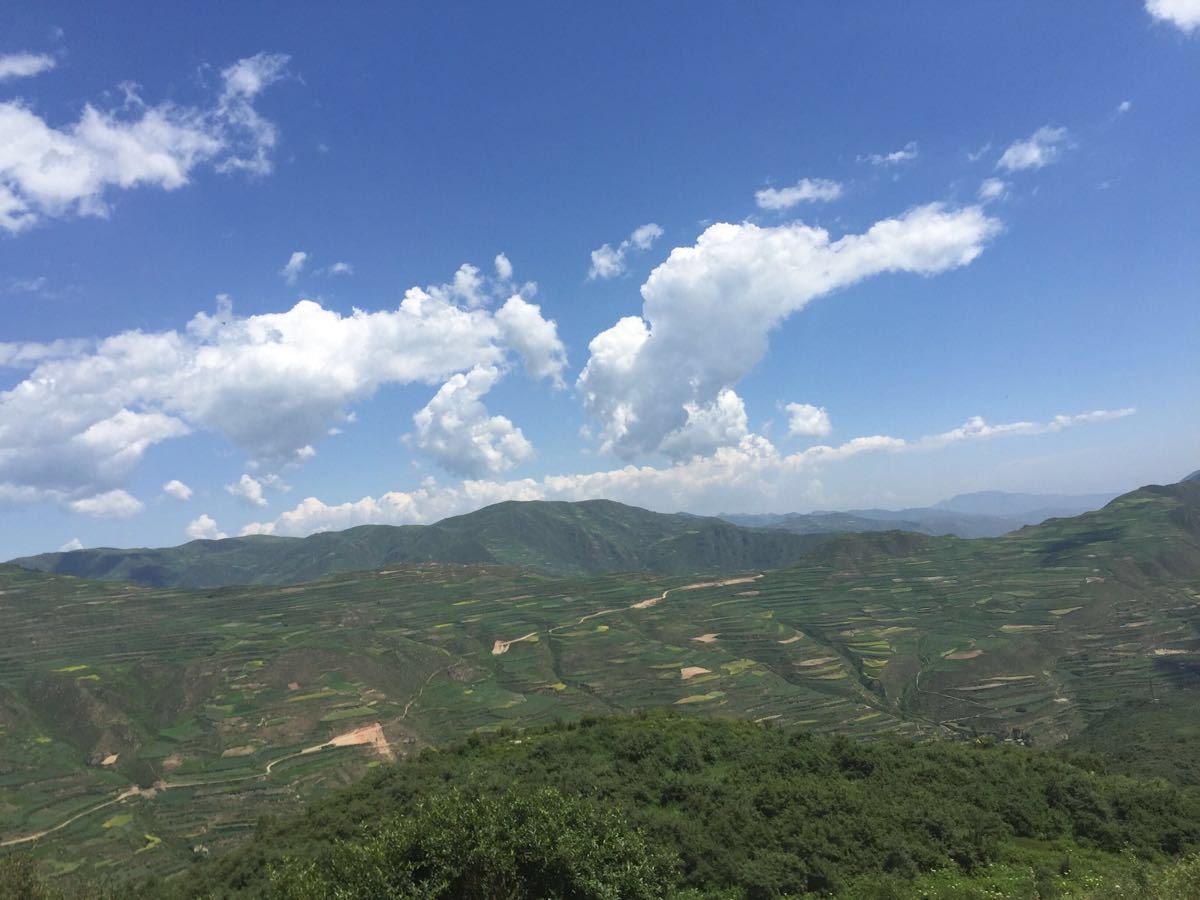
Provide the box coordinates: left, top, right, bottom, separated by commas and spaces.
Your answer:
9, 498, 829, 588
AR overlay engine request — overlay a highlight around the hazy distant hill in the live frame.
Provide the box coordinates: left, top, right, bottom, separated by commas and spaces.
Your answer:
932, 489, 1118, 518
722, 489, 1117, 539
9, 499, 828, 588
1185, 469, 1200, 482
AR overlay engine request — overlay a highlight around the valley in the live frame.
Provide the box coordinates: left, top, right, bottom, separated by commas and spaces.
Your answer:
1, 480, 1198, 885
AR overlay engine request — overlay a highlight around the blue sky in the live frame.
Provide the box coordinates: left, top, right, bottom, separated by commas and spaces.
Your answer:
1, 1, 1197, 557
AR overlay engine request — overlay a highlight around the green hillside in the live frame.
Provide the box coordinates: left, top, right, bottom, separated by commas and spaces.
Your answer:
0, 480, 1198, 886
9, 500, 827, 588
179, 715, 1200, 899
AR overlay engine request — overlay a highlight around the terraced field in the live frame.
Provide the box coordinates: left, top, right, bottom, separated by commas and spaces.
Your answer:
1, 481, 1198, 882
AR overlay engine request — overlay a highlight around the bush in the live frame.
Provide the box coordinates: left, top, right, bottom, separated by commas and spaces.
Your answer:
268, 786, 673, 899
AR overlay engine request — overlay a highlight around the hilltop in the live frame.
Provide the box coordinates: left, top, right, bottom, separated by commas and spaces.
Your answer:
9, 499, 828, 588
0, 479, 1197, 884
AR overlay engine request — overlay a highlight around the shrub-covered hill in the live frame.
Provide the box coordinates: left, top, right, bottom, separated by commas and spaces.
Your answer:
167, 715, 1200, 898
10, 499, 829, 588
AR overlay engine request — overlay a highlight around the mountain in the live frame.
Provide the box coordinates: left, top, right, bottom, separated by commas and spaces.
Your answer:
1185, 469, 1200, 482
721, 489, 1119, 539
932, 489, 1117, 518
2, 478, 1198, 882
9, 499, 829, 588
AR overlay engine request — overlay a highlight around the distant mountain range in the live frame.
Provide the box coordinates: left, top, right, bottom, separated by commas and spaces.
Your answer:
9, 499, 831, 589
8, 490, 1131, 589
720, 489, 1118, 539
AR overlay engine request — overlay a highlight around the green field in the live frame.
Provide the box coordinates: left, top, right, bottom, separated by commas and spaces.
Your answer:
1, 481, 1197, 884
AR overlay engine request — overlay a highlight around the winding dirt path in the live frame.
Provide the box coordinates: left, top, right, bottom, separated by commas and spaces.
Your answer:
0, 723, 396, 848
491, 574, 764, 653
0, 786, 144, 849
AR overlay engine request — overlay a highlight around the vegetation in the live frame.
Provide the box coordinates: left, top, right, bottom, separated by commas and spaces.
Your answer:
169, 716, 1200, 897
0, 480, 1197, 886
10, 499, 829, 588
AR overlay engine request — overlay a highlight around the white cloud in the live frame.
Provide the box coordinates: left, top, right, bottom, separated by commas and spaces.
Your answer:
162, 478, 193, 501
0, 53, 56, 82
0, 337, 90, 367
280, 250, 307, 284
226, 473, 268, 507
997, 126, 1071, 172
588, 223, 664, 279
68, 489, 143, 518
659, 389, 751, 460
861, 141, 919, 166
978, 178, 1008, 202
58, 537, 83, 552
495, 253, 513, 281
185, 513, 227, 540
578, 202, 1002, 459
755, 178, 843, 210
1147, 0, 1200, 32
1116, 100, 1133, 115
326, 261, 353, 275
0, 261, 563, 508
244, 407, 1133, 536
412, 365, 534, 477
785, 403, 832, 438
967, 143, 992, 164
494, 294, 567, 386
0, 51, 286, 233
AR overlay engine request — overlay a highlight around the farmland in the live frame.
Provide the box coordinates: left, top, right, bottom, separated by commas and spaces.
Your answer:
1, 480, 1198, 883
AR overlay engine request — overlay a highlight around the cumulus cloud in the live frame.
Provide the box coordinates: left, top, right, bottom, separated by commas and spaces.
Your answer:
280, 250, 307, 283
226, 473, 268, 507
755, 178, 843, 210
68, 489, 143, 518
494, 253, 513, 281
997, 126, 1071, 172
0, 260, 564, 513
578, 202, 1002, 459
494, 294, 568, 386
241, 407, 1133, 537
58, 537, 83, 552
0, 53, 56, 81
978, 178, 1008, 202
162, 478, 193, 501
785, 403, 832, 438
185, 513, 226, 540
1146, 0, 1200, 32
326, 261, 353, 275
1116, 100, 1133, 115
0, 51, 287, 233
412, 365, 534, 477
588, 223, 664, 279
658, 389, 751, 461
860, 141, 919, 166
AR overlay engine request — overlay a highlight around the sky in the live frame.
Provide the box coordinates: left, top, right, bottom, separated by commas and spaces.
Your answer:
0, 1, 1197, 558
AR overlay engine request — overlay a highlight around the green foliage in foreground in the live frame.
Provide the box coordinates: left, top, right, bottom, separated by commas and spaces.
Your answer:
173, 715, 1200, 898
269, 787, 671, 899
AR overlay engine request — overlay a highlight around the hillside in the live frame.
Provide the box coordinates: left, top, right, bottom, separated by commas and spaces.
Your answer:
178, 715, 1200, 898
9, 499, 828, 588
0, 480, 1198, 884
